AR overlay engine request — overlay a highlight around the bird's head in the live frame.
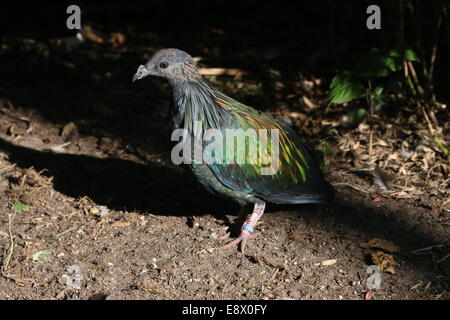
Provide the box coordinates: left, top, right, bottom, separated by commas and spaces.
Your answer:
132, 48, 198, 83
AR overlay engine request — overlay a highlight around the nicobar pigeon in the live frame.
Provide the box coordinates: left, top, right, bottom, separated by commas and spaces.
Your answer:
133, 48, 334, 251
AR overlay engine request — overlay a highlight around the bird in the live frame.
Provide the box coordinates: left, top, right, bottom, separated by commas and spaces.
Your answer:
133, 48, 334, 251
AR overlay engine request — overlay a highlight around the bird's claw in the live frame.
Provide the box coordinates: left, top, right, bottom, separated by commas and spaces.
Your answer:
217, 230, 256, 253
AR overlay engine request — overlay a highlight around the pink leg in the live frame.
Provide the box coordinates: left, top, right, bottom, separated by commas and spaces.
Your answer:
219, 201, 266, 252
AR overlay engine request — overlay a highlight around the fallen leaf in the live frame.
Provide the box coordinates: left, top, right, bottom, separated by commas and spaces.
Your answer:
110, 32, 126, 46
82, 26, 104, 43
410, 282, 423, 290
315, 259, 337, 266
371, 251, 397, 273
48, 142, 71, 153
31, 250, 52, 262
111, 221, 131, 228
360, 238, 400, 252
372, 166, 389, 191
374, 139, 388, 147
61, 122, 77, 138
400, 147, 414, 159
302, 96, 317, 110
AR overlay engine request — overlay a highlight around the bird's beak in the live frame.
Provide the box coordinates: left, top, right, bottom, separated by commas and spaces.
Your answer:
132, 65, 152, 82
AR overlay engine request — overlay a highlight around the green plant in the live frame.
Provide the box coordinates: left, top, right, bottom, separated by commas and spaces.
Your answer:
329, 46, 421, 155
329, 47, 420, 110
10, 203, 30, 212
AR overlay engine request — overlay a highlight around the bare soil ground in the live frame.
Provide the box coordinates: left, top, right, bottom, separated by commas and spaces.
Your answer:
0, 5, 449, 299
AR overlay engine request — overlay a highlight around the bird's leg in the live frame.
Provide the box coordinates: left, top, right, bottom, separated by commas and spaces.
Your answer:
216, 205, 248, 240
219, 200, 266, 252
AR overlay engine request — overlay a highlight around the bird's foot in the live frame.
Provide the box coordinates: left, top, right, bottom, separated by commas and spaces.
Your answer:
218, 224, 257, 253
217, 201, 266, 253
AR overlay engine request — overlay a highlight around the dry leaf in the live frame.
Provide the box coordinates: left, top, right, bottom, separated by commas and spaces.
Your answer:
47, 142, 71, 154
288, 112, 307, 121
301, 96, 317, 110
111, 221, 131, 228
360, 238, 400, 253
372, 166, 389, 191
371, 251, 397, 273
61, 122, 77, 138
110, 32, 126, 46
400, 147, 414, 159
315, 259, 337, 266
82, 26, 104, 43
442, 198, 450, 208
374, 139, 388, 146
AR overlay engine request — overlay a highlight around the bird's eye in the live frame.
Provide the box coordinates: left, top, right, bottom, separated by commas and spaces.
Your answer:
159, 62, 168, 69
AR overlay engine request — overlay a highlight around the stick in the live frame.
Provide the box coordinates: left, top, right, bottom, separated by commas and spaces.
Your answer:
2, 212, 17, 272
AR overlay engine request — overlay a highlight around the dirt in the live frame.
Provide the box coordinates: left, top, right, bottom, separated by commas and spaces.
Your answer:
1, 2, 449, 300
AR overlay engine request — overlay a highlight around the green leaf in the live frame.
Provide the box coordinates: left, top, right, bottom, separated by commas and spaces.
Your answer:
348, 108, 367, 124
372, 85, 385, 105
31, 250, 52, 263
321, 143, 334, 157
352, 48, 395, 78
373, 85, 384, 97
329, 71, 366, 104
434, 136, 450, 159
352, 47, 420, 78
385, 49, 404, 72
386, 47, 420, 71
11, 203, 30, 212
404, 48, 420, 62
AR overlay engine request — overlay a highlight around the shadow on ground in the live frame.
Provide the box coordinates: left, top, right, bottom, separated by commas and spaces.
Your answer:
0, 137, 448, 291
0, 1, 448, 299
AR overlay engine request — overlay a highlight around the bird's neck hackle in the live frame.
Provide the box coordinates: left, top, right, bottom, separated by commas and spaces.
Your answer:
170, 70, 229, 135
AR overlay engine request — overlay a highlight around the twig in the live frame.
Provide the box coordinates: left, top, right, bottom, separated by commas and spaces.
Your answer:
367, 80, 374, 156
1, 273, 46, 286
407, 61, 424, 97
1, 211, 17, 272
421, 107, 435, 135
411, 244, 444, 254
428, 10, 442, 89
55, 141, 72, 149
436, 253, 450, 264
0, 164, 16, 174
55, 225, 78, 238
269, 268, 279, 282
333, 182, 372, 194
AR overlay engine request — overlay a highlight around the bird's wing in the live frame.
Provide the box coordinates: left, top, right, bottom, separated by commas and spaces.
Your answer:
205, 98, 334, 204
